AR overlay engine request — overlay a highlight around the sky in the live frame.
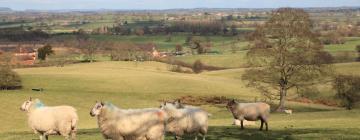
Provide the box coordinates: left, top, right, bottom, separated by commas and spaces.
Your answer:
0, 0, 359, 10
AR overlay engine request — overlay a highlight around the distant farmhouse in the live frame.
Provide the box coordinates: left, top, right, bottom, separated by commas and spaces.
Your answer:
0, 44, 39, 65
136, 43, 167, 59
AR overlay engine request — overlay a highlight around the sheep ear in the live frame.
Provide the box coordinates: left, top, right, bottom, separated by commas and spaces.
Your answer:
100, 102, 104, 106
176, 99, 181, 104
29, 97, 32, 101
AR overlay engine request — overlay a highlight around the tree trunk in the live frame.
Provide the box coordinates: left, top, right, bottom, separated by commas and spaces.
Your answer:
276, 87, 287, 112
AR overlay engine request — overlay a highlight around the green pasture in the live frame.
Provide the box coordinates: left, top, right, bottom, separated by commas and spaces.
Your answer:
0, 61, 360, 139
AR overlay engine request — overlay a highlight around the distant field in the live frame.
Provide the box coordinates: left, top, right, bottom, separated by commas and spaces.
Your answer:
1, 61, 360, 139
325, 37, 360, 52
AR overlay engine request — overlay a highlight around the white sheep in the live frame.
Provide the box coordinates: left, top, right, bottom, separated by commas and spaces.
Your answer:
226, 99, 270, 131
160, 100, 209, 140
90, 101, 167, 140
20, 97, 78, 140
284, 109, 293, 115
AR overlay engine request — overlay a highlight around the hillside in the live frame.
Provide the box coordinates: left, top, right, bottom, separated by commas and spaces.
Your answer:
0, 61, 360, 139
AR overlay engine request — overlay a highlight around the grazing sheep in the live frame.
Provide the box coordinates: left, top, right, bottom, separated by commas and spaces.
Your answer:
20, 97, 78, 140
160, 100, 209, 140
284, 109, 293, 115
90, 101, 167, 140
226, 99, 270, 131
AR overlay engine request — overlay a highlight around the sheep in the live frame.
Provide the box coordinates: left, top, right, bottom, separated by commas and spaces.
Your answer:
284, 109, 293, 115
160, 100, 209, 140
90, 101, 167, 140
226, 99, 270, 131
20, 97, 78, 140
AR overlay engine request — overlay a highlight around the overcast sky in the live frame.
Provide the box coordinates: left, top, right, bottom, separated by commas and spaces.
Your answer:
0, 0, 360, 10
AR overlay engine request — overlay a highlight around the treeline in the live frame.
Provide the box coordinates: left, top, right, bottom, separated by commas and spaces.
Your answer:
93, 20, 245, 36
0, 27, 49, 42
166, 21, 224, 35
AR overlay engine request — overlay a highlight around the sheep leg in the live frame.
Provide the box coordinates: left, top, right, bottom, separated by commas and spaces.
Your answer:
70, 130, 76, 140
240, 120, 244, 129
265, 121, 268, 131
40, 134, 48, 140
200, 127, 207, 140
202, 135, 206, 140
261, 116, 269, 131
259, 119, 264, 131
195, 133, 199, 140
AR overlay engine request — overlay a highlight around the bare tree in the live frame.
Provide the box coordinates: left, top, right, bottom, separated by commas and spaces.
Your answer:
333, 75, 360, 110
242, 8, 333, 111
75, 30, 98, 62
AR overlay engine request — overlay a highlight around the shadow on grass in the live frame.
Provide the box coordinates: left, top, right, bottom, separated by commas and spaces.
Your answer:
1, 127, 360, 140
205, 126, 360, 140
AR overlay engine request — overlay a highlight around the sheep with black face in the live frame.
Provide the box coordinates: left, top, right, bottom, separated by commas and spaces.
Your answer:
226, 99, 270, 131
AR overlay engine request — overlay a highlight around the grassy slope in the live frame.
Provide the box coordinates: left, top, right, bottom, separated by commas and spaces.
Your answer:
0, 61, 255, 132
0, 61, 360, 139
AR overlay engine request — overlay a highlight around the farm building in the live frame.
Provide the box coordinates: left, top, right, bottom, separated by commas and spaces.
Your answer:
0, 46, 37, 65
136, 43, 166, 58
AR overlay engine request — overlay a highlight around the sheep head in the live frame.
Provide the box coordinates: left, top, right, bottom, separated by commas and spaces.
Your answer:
226, 99, 238, 112
160, 100, 185, 110
173, 100, 185, 109
160, 102, 177, 110
90, 101, 104, 117
20, 97, 33, 112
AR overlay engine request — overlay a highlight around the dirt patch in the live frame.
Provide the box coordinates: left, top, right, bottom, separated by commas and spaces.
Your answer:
155, 58, 227, 71
288, 97, 340, 107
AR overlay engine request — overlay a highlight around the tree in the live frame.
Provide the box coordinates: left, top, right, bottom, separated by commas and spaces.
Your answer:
175, 44, 183, 53
0, 66, 22, 90
37, 44, 54, 61
143, 26, 151, 34
230, 25, 238, 36
79, 39, 99, 63
357, 45, 360, 62
0, 52, 13, 66
135, 28, 145, 36
185, 35, 193, 45
76, 30, 98, 62
107, 42, 138, 61
242, 8, 333, 111
333, 75, 360, 110
190, 38, 210, 54
192, 60, 204, 74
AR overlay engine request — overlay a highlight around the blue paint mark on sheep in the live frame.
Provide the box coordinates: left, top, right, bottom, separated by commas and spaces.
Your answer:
105, 102, 115, 111
35, 100, 45, 108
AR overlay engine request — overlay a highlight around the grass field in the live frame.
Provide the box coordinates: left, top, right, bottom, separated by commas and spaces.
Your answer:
0, 61, 360, 139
